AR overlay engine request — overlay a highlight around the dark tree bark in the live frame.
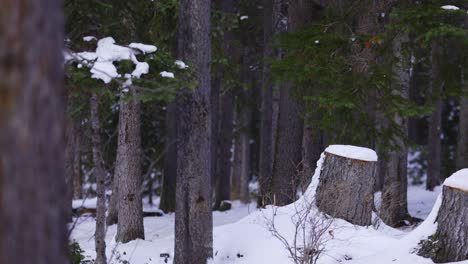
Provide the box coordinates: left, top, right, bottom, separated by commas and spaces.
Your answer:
116, 87, 144, 243
174, 0, 213, 262
160, 102, 177, 213
301, 113, 323, 193
231, 111, 242, 200
271, 0, 317, 206
427, 41, 443, 191
315, 151, 377, 226
213, 0, 237, 211
0, 1, 69, 263
73, 120, 83, 199
380, 33, 411, 227
239, 100, 252, 203
456, 70, 468, 170
258, 0, 275, 207
90, 93, 107, 264
65, 115, 76, 220
214, 90, 234, 210
106, 171, 119, 225
432, 185, 468, 262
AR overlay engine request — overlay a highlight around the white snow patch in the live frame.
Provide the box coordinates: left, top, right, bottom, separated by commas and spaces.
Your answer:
175, 60, 188, 69
128, 43, 157, 54
75, 51, 98, 61
325, 144, 378, 162
160, 71, 175, 78
132, 62, 150, 78
441, 5, 460, 10
83, 36, 97, 42
240, 15, 249, 20
443, 168, 468, 191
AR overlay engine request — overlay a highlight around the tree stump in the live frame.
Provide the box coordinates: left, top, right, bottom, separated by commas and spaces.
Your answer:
432, 169, 468, 263
315, 145, 377, 226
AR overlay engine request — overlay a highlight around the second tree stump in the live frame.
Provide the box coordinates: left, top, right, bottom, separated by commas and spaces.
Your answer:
315, 145, 377, 226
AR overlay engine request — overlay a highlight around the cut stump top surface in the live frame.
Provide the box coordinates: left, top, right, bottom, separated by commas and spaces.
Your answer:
325, 145, 378, 162
443, 168, 468, 192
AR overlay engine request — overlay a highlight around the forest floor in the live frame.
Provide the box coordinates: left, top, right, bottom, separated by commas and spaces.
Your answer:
71, 170, 465, 264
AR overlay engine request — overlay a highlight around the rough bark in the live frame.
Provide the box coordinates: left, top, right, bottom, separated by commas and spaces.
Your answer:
90, 93, 107, 264
160, 101, 177, 213
432, 186, 468, 262
116, 87, 144, 243
174, 0, 213, 262
315, 152, 377, 226
456, 69, 468, 170
380, 33, 411, 227
427, 41, 443, 191
0, 1, 69, 263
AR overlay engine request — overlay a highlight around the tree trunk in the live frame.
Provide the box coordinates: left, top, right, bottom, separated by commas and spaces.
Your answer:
174, 0, 213, 262
116, 87, 144, 243
160, 101, 177, 213
213, 0, 238, 211
380, 33, 411, 227
106, 172, 119, 225
315, 148, 377, 226
65, 115, 75, 220
456, 69, 468, 170
258, 0, 274, 207
301, 114, 323, 193
239, 102, 252, 203
90, 93, 107, 264
214, 89, 234, 210
231, 110, 242, 200
73, 120, 83, 199
0, 1, 69, 263
432, 185, 468, 262
427, 41, 443, 191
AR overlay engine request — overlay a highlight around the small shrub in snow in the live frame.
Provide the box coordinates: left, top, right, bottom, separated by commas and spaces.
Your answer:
265, 201, 333, 264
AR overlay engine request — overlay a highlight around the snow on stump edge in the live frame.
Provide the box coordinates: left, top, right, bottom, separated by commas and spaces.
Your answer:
315, 145, 377, 226
432, 169, 468, 263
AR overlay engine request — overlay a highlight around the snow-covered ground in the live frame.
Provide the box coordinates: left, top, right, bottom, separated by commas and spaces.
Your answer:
70, 151, 465, 264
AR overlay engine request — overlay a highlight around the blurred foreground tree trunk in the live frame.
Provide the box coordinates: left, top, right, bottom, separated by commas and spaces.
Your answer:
0, 1, 69, 263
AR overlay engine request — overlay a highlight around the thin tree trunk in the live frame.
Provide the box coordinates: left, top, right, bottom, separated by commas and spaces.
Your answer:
90, 93, 107, 264
65, 115, 75, 220
106, 172, 119, 225
239, 101, 252, 203
0, 1, 69, 263
456, 68, 468, 170
116, 87, 144, 243
258, 0, 274, 207
213, 0, 237, 211
380, 33, 411, 227
427, 41, 443, 191
231, 110, 242, 200
73, 120, 83, 199
174, 0, 213, 262
214, 89, 234, 210
160, 102, 177, 213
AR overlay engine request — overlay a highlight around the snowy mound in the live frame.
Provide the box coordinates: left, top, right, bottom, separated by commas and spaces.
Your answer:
443, 169, 468, 191
325, 145, 377, 162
